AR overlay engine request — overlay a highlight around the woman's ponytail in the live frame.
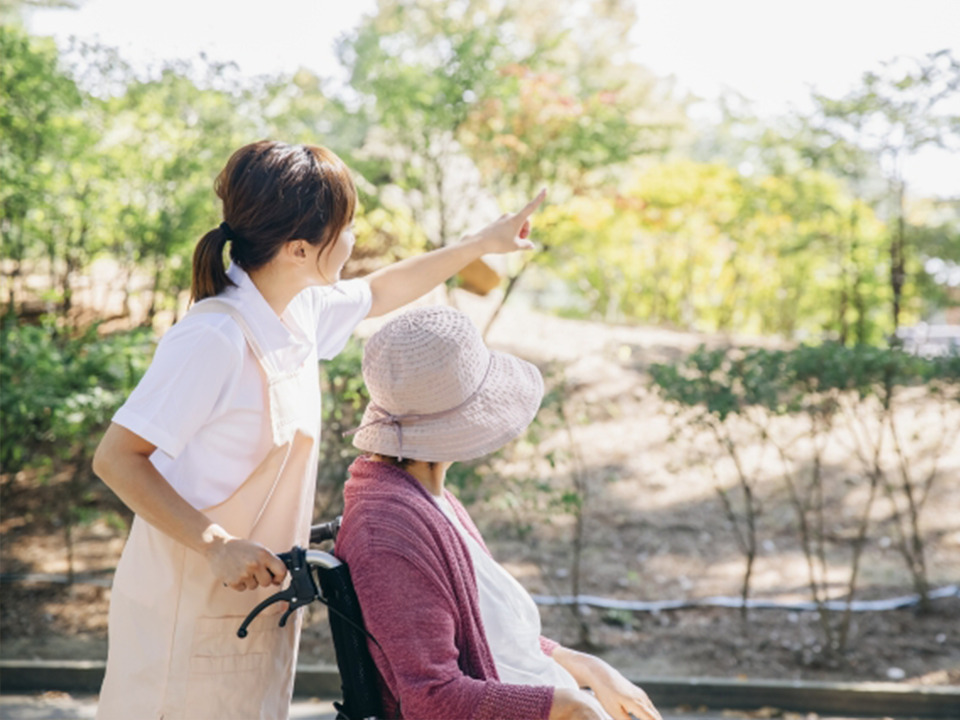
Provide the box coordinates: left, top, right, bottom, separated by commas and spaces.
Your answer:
190, 141, 357, 303
191, 225, 234, 302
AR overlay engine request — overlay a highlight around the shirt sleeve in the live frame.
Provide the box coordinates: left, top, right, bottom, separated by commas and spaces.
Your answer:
111, 319, 241, 459
311, 278, 372, 360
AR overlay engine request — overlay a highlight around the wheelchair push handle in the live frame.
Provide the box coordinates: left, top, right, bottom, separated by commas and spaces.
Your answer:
236, 519, 344, 639
236, 546, 318, 638
309, 516, 341, 544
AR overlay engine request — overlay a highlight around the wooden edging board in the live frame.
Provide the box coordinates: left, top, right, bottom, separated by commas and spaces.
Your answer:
0, 660, 957, 718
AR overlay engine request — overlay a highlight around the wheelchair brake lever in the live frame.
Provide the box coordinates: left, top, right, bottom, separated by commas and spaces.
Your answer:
236, 546, 319, 638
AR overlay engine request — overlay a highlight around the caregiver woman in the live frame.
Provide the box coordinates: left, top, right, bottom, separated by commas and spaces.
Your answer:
92, 140, 545, 720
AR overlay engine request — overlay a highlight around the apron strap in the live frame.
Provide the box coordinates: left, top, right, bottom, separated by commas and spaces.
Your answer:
188, 297, 308, 536
248, 441, 294, 534
188, 298, 280, 379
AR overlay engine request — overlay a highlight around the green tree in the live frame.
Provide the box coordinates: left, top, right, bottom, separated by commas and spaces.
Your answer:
339, 0, 523, 250
0, 25, 82, 311
95, 61, 252, 322
257, 67, 429, 269
457, 0, 683, 332
910, 202, 960, 315
533, 159, 891, 342
809, 50, 960, 331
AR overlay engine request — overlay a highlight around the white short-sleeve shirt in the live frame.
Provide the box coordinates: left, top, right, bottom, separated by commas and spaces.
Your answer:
112, 263, 372, 509
432, 494, 580, 691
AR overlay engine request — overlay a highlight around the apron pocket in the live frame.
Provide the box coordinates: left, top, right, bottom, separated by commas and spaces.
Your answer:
190, 651, 266, 675
184, 615, 295, 720
184, 652, 269, 719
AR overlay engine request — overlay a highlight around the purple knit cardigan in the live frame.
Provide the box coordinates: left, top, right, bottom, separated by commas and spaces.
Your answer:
336, 456, 558, 720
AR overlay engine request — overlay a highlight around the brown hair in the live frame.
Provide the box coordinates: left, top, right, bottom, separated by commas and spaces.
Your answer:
191, 140, 357, 301
370, 454, 436, 471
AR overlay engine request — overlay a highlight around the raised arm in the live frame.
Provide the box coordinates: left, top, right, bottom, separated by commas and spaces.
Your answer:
363, 190, 546, 318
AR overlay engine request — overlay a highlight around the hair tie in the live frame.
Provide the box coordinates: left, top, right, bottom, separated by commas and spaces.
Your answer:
219, 221, 237, 241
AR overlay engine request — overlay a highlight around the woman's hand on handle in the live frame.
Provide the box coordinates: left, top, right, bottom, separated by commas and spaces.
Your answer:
202, 527, 288, 591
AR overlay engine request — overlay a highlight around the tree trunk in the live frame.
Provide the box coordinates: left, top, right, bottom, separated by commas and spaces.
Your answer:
121, 262, 135, 319
482, 254, 535, 340
6, 261, 22, 315
146, 261, 164, 325
433, 153, 448, 249
890, 180, 907, 333
838, 285, 849, 345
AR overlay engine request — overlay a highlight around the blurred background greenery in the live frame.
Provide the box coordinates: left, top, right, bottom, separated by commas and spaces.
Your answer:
3, 0, 958, 481
3, 0, 958, 340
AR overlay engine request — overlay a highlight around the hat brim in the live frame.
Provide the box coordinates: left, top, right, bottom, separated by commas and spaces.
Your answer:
351, 351, 544, 463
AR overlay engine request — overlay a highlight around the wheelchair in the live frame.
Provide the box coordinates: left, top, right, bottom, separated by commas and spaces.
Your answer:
236, 518, 383, 720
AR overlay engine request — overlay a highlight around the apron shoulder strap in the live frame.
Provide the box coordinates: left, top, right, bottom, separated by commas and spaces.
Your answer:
188, 299, 279, 378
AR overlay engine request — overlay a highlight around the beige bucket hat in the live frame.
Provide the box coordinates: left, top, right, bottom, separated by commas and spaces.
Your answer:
347, 306, 544, 462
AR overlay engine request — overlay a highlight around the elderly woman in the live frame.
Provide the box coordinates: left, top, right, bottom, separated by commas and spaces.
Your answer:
338, 306, 662, 720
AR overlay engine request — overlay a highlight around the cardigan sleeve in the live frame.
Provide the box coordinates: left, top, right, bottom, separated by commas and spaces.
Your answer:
348, 543, 555, 720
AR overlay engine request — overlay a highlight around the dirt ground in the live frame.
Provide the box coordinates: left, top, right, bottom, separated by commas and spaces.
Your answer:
2, 288, 959, 686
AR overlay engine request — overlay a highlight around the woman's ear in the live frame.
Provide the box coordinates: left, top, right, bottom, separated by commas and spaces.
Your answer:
284, 239, 308, 261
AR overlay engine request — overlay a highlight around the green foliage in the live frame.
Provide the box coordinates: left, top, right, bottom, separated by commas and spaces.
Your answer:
0, 316, 153, 474
651, 341, 960, 648
535, 160, 897, 340
315, 337, 368, 508
808, 50, 960, 330
6, 6, 953, 345
95, 63, 260, 318
649, 342, 958, 421
443, 460, 487, 505
688, 52, 960, 331
345, 0, 519, 138
0, 25, 83, 272
461, 0, 681, 201
338, 0, 531, 248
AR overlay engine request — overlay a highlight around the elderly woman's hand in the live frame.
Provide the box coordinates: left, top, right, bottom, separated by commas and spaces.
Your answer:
553, 647, 662, 720
582, 659, 661, 720
472, 189, 546, 254
549, 687, 610, 720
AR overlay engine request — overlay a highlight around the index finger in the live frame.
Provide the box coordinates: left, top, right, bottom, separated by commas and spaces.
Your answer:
265, 552, 288, 584
515, 188, 547, 220
627, 699, 662, 720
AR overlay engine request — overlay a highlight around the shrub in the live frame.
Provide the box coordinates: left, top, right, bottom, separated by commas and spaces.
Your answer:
650, 342, 960, 656
0, 316, 153, 475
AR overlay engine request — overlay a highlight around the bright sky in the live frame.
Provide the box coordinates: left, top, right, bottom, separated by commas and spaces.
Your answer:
25, 0, 960, 198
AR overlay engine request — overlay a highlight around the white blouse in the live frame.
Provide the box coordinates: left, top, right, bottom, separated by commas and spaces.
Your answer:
433, 495, 580, 691
113, 263, 371, 509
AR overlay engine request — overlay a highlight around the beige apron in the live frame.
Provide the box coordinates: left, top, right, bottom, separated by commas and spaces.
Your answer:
98, 299, 321, 720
